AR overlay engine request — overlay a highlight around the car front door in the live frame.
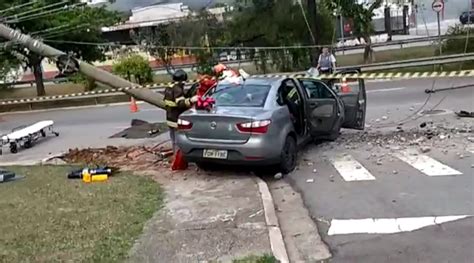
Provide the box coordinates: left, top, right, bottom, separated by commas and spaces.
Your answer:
329, 74, 367, 130
299, 78, 339, 137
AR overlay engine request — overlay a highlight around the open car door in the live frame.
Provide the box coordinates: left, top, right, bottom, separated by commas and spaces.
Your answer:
329, 69, 367, 130
298, 78, 339, 137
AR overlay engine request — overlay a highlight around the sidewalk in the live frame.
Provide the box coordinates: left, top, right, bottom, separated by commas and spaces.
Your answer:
128, 171, 274, 262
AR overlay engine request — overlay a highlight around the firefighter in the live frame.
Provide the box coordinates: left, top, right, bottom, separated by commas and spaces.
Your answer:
196, 74, 217, 96
164, 69, 198, 152
213, 63, 239, 81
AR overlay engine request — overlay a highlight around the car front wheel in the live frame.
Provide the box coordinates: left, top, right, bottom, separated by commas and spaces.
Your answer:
280, 136, 297, 174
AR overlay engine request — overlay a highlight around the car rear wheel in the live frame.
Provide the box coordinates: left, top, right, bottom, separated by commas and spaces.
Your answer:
280, 136, 297, 174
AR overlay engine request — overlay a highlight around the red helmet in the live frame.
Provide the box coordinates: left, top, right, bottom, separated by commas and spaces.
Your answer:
213, 63, 227, 75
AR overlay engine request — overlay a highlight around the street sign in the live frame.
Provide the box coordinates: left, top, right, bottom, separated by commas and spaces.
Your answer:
432, 0, 444, 13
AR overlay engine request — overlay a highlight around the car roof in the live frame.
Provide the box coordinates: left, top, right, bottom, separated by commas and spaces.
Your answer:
218, 76, 287, 87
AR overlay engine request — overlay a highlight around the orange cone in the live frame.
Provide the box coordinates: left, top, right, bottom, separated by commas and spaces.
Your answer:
171, 149, 188, 170
130, 97, 139, 113
340, 77, 351, 93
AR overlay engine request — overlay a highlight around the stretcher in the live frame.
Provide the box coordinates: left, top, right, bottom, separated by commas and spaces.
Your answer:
0, 120, 59, 155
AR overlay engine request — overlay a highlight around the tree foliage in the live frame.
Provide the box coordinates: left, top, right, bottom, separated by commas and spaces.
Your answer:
112, 54, 153, 85
132, 10, 225, 75
132, 0, 335, 74
0, 0, 121, 95
229, 0, 334, 72
442, 25, 474, 54
325, 0, 383, 62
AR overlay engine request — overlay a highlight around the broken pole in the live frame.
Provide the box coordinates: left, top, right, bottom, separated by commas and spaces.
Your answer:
0, 23, 166, 110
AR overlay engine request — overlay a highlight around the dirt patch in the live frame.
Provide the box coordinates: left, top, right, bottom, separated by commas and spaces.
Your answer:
62, 142, 173, 170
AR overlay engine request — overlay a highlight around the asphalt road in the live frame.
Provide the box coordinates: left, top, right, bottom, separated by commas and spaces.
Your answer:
288, 78, 474, 262
0, 102, 168, 164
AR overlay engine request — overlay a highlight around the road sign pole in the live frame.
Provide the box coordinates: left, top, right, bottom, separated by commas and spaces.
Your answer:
437, 12, 442, 55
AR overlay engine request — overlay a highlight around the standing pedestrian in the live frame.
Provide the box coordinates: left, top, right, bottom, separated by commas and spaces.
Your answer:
317, 47, 337, 74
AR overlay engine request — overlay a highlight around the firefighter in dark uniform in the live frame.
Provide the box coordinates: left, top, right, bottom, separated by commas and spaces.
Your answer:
164, 69, 198, 152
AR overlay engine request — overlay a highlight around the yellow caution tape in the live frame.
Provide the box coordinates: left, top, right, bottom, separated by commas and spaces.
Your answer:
1, 70, 473, 105
256, 70, 474, 80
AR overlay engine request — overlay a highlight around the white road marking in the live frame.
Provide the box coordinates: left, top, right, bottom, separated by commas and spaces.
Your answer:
395, 149, 462, 176
467, 145, 474, 154
366, 87, 406, 93
330, 155, 376, 181
327, 215, 470, 235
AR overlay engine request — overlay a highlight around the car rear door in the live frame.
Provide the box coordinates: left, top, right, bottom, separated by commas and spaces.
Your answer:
329, 70, 367, 130
299, 78, 339, 137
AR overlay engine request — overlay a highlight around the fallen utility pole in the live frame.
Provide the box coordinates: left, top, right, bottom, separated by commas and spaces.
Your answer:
0, 23, 166, 109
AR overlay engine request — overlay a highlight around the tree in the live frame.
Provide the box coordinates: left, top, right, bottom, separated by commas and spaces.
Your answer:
0, 0, 121, 96
326, 0, 383, 63
230, 0, 334, 72
112, 54, 153, 85
131, 10, 225, 75
0, 52, 20, 90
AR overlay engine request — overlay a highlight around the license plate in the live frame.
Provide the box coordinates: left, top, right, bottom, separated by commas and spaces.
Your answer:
203, 149, 228, 159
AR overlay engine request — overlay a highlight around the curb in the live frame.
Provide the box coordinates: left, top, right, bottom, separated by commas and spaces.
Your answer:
0, 101, 148, 116
255, 177, 289, 263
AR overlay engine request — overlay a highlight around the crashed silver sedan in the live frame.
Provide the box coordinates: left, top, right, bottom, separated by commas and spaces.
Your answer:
176, 76, 367, 173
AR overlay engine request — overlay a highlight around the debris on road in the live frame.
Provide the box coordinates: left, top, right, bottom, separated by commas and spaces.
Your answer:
274, 172, 283, 180
420, 146, 431, 153
109, 119, 168, 139
306, 178, 315, 183
456, 111, 474, 118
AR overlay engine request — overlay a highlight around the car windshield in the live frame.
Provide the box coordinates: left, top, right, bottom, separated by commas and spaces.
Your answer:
207, 84, 271, 107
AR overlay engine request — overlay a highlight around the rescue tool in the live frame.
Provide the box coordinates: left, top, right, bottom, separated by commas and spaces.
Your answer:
0, 120, 59, 155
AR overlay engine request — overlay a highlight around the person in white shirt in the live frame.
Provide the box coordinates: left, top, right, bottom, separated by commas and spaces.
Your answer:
317, 47, 337, 74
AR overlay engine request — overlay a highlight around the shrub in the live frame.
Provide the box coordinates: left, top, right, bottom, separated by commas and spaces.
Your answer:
112, 54, 153, 85
441, 25, 474, 55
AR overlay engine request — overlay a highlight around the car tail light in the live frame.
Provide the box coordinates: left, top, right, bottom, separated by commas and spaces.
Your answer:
236, 120, 271, 134
177, 119, 193, 130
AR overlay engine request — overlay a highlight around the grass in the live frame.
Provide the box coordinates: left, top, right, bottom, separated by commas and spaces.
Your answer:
0, 166, 163, 263
232, 254, 277, 263
338, 46, 437, 66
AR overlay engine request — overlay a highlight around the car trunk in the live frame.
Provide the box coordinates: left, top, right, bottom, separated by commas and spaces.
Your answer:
183, 107, 265, 144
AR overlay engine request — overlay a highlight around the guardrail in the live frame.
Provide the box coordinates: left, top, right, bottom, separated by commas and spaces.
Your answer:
339, 53, 474, 71
2, 53, 473, 111
6, 34, 471, 87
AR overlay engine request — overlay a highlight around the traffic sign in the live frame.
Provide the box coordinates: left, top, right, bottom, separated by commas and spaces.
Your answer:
432, 0, 444, 13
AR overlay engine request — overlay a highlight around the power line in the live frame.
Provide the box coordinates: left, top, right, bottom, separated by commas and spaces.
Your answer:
0, 1, 36, 15
5, 2, 85, 24
41, 25, 91, 39
4, 1, 69, 20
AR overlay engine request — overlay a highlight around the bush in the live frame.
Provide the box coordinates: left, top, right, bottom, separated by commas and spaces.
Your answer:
441, 25, 474, 55
112, 54, 153, 85
69, 72, 97, 91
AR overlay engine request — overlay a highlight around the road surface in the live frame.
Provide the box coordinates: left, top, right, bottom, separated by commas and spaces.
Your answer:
287, 77, 474, 262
